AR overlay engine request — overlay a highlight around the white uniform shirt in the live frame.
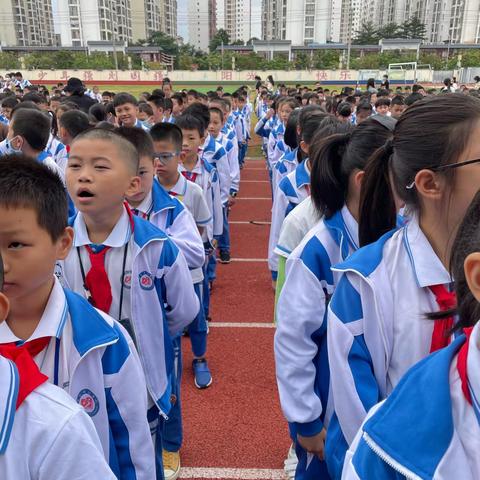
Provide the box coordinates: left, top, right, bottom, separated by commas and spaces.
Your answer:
0, 356, 115, 479
169, 173, 211, 284
274, 196, 319, 259
62, 209, 135, 333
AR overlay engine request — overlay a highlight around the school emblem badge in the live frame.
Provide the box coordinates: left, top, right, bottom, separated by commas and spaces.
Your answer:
77, 389, 100, 417
123, 270, 132, 289
139, 271, 154, 290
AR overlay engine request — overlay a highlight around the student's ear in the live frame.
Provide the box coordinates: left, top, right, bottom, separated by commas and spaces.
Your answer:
126, 175, 141, 198
464, 252, 480, 303
56, 226, 74, 260
300, 140, 308, 155
354, 170, 365, 190
414, 169, 445, 201
0, 293, 9, 323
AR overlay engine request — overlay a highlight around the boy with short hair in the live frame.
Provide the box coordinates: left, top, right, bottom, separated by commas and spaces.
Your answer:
1, 95, 18, 122
164, 98, 174, 123
0, 154, 155, 478
353, 101, 373, 124
0, 253, 116, 479
61, 128, 199, 478
171, 93, 184, 119
138, 102, 155, 129
117, 125, 205, 271
148, 94, 166, 124
151, 122, 213, 480
374, 97, 391, 116
389, 95, 406, 119
57, 109, 91, 147
113, 92, 149, 130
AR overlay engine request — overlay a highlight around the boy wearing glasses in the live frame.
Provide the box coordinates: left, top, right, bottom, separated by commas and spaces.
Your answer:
149, 122, 214, 480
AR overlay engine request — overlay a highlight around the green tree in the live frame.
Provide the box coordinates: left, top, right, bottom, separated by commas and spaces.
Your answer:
399, 15, 427, 39
312, 50, 340, 69
209, 29, 230, 53
294, 52, 310, 70
139, 31, 179, 56
353, 22, 379, 44
231, 40, 245, 46
377, 23, 400, 39
0, 52, 20, 69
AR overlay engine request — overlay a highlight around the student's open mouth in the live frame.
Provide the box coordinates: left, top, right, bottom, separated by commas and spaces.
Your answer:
77, 188, 95, 198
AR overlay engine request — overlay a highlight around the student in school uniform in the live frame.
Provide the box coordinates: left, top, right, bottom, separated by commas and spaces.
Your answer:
59, 129, 199, 479
0, 155, 155, 478
232, 92, 249, 169
275, 117, 394, 480
326, 94, 480, 478
208, 106, 240, 264
343, 190, 480, 479
55, 110, 90, 170
113, 92, 150, 130
118, 126, 205, 273
153, 121, 214, 480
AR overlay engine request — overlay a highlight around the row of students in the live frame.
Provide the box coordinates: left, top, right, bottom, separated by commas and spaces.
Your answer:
272, 93, 480, 479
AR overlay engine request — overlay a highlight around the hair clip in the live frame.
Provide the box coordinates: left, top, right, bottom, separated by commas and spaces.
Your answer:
406, 181, 415, 190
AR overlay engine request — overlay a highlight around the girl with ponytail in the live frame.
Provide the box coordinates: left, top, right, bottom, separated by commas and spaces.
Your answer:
274, 117, 393, 480
326, 94, 480, 478
343, 190, 480, 479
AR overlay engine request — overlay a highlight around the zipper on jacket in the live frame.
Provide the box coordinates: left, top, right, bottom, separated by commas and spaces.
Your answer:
362, 431, 421, 480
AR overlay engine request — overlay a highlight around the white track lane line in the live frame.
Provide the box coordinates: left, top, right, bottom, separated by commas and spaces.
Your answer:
229, 221, 271, 225
241, 180, 270, 183
180, 467, 286, 479
237, 197, 271, 200
210, 322, 275, 328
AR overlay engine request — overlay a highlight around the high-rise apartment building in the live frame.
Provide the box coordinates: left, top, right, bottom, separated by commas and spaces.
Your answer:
223, 0, 251, 42
0, 0, 55, 46
262, 0, 331, 45
163, 0, 178, 37
188, 0, 215, 50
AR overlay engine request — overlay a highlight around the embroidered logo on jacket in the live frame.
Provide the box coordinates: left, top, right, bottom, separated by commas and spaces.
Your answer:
77, 389, 100, 417
139, 271, 155, 290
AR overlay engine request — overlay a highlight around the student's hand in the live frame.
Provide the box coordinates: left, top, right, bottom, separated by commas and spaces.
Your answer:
266, 108, 274, 119
228, 196, 236, 207
297, 429, 326, 461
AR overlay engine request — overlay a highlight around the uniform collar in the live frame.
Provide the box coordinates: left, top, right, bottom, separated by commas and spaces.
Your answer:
403, 215, 451, 287
132, 189, 153, 216
295, 159, 310, 189
324, 206, 359, 259
151, 178, 176, 212
169, 172, 188, 197
0, 356, 18, 454
37, 151, 50, 163
0, 278, 68, 343
73, 208, 132, 248
179, 157, 202, 175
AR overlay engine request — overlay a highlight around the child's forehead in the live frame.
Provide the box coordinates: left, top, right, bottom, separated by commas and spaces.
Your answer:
115, 102, 137, 109
153, 139, 177, 151
181, 128, 201, 137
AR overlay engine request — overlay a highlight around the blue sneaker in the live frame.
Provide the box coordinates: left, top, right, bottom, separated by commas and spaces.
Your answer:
193, 358, 212, 389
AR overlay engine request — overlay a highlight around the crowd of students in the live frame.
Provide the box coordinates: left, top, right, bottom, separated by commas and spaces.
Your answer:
0, 75, 251, 479
1, 72, 480, 480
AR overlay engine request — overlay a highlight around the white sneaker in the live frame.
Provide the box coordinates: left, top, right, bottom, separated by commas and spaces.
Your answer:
162, 450, 180, 480
284, 443, 298, 479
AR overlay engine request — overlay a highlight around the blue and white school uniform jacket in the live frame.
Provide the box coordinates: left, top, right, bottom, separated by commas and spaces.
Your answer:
0, 279, 154, 478
343, 325, 480, 480
272, 148, 301, 195
267, 123, 284, 169
254, 112, 275, 140
215, 132, 240, 194
270, 128, 291, 172
62, 212, 199, 418
268, 159, 310, 274
326, 214, 451, 478
134, 118, 150, 131
46, 134, 68, 173
179, 157, 223, 240
132, 178, 205, 270
233, 109, 247, 144
275, 206, 359, 437
0, 355, 116, 479
201, 133, 231, 205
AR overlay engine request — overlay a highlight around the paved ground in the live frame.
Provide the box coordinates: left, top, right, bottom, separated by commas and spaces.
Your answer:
179, 158, 290, 479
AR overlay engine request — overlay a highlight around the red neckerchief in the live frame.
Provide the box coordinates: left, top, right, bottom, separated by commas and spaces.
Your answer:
0, 338, 50, 409
429, 284, 456, 353
181, 170, 198, 183
457, 327, 474, 405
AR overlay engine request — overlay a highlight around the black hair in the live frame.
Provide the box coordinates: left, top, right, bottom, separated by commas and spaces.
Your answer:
359, 94, 480, 246
175, 113, 205, 137
139, 103, 154, 116
283, 109, 300, 150
171, 93, 184, 105
300, 108, 328, 145
164, 98, 173, 111
58, 110, 91, 138
209, 106, 224, 123
149, 123, 183, 151
72, 128, 139, 174
22, 93, 48, 105
89, 103, 107, 123
375, 97, 391, 108
11, 101, 41, 115
412, 84, 424, 93
0, 154, 67, 240
116, 126, 154, 160
336, 102, 352, 118
113, 92, 138, 108
151, 89, 165, 98
95, 121, 116, 131
311, 116, 393, 220
183, 102, 210, 129
148, 94, 165, 109
404, 93, 423, 106
187, 89, 199, 99
391, 95, 405, 107
357, 100, 373, 112
2, 96, 19, 109
11, 109, 51, 151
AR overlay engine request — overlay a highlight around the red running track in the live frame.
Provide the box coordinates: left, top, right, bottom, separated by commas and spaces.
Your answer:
179, 158, 290, 479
